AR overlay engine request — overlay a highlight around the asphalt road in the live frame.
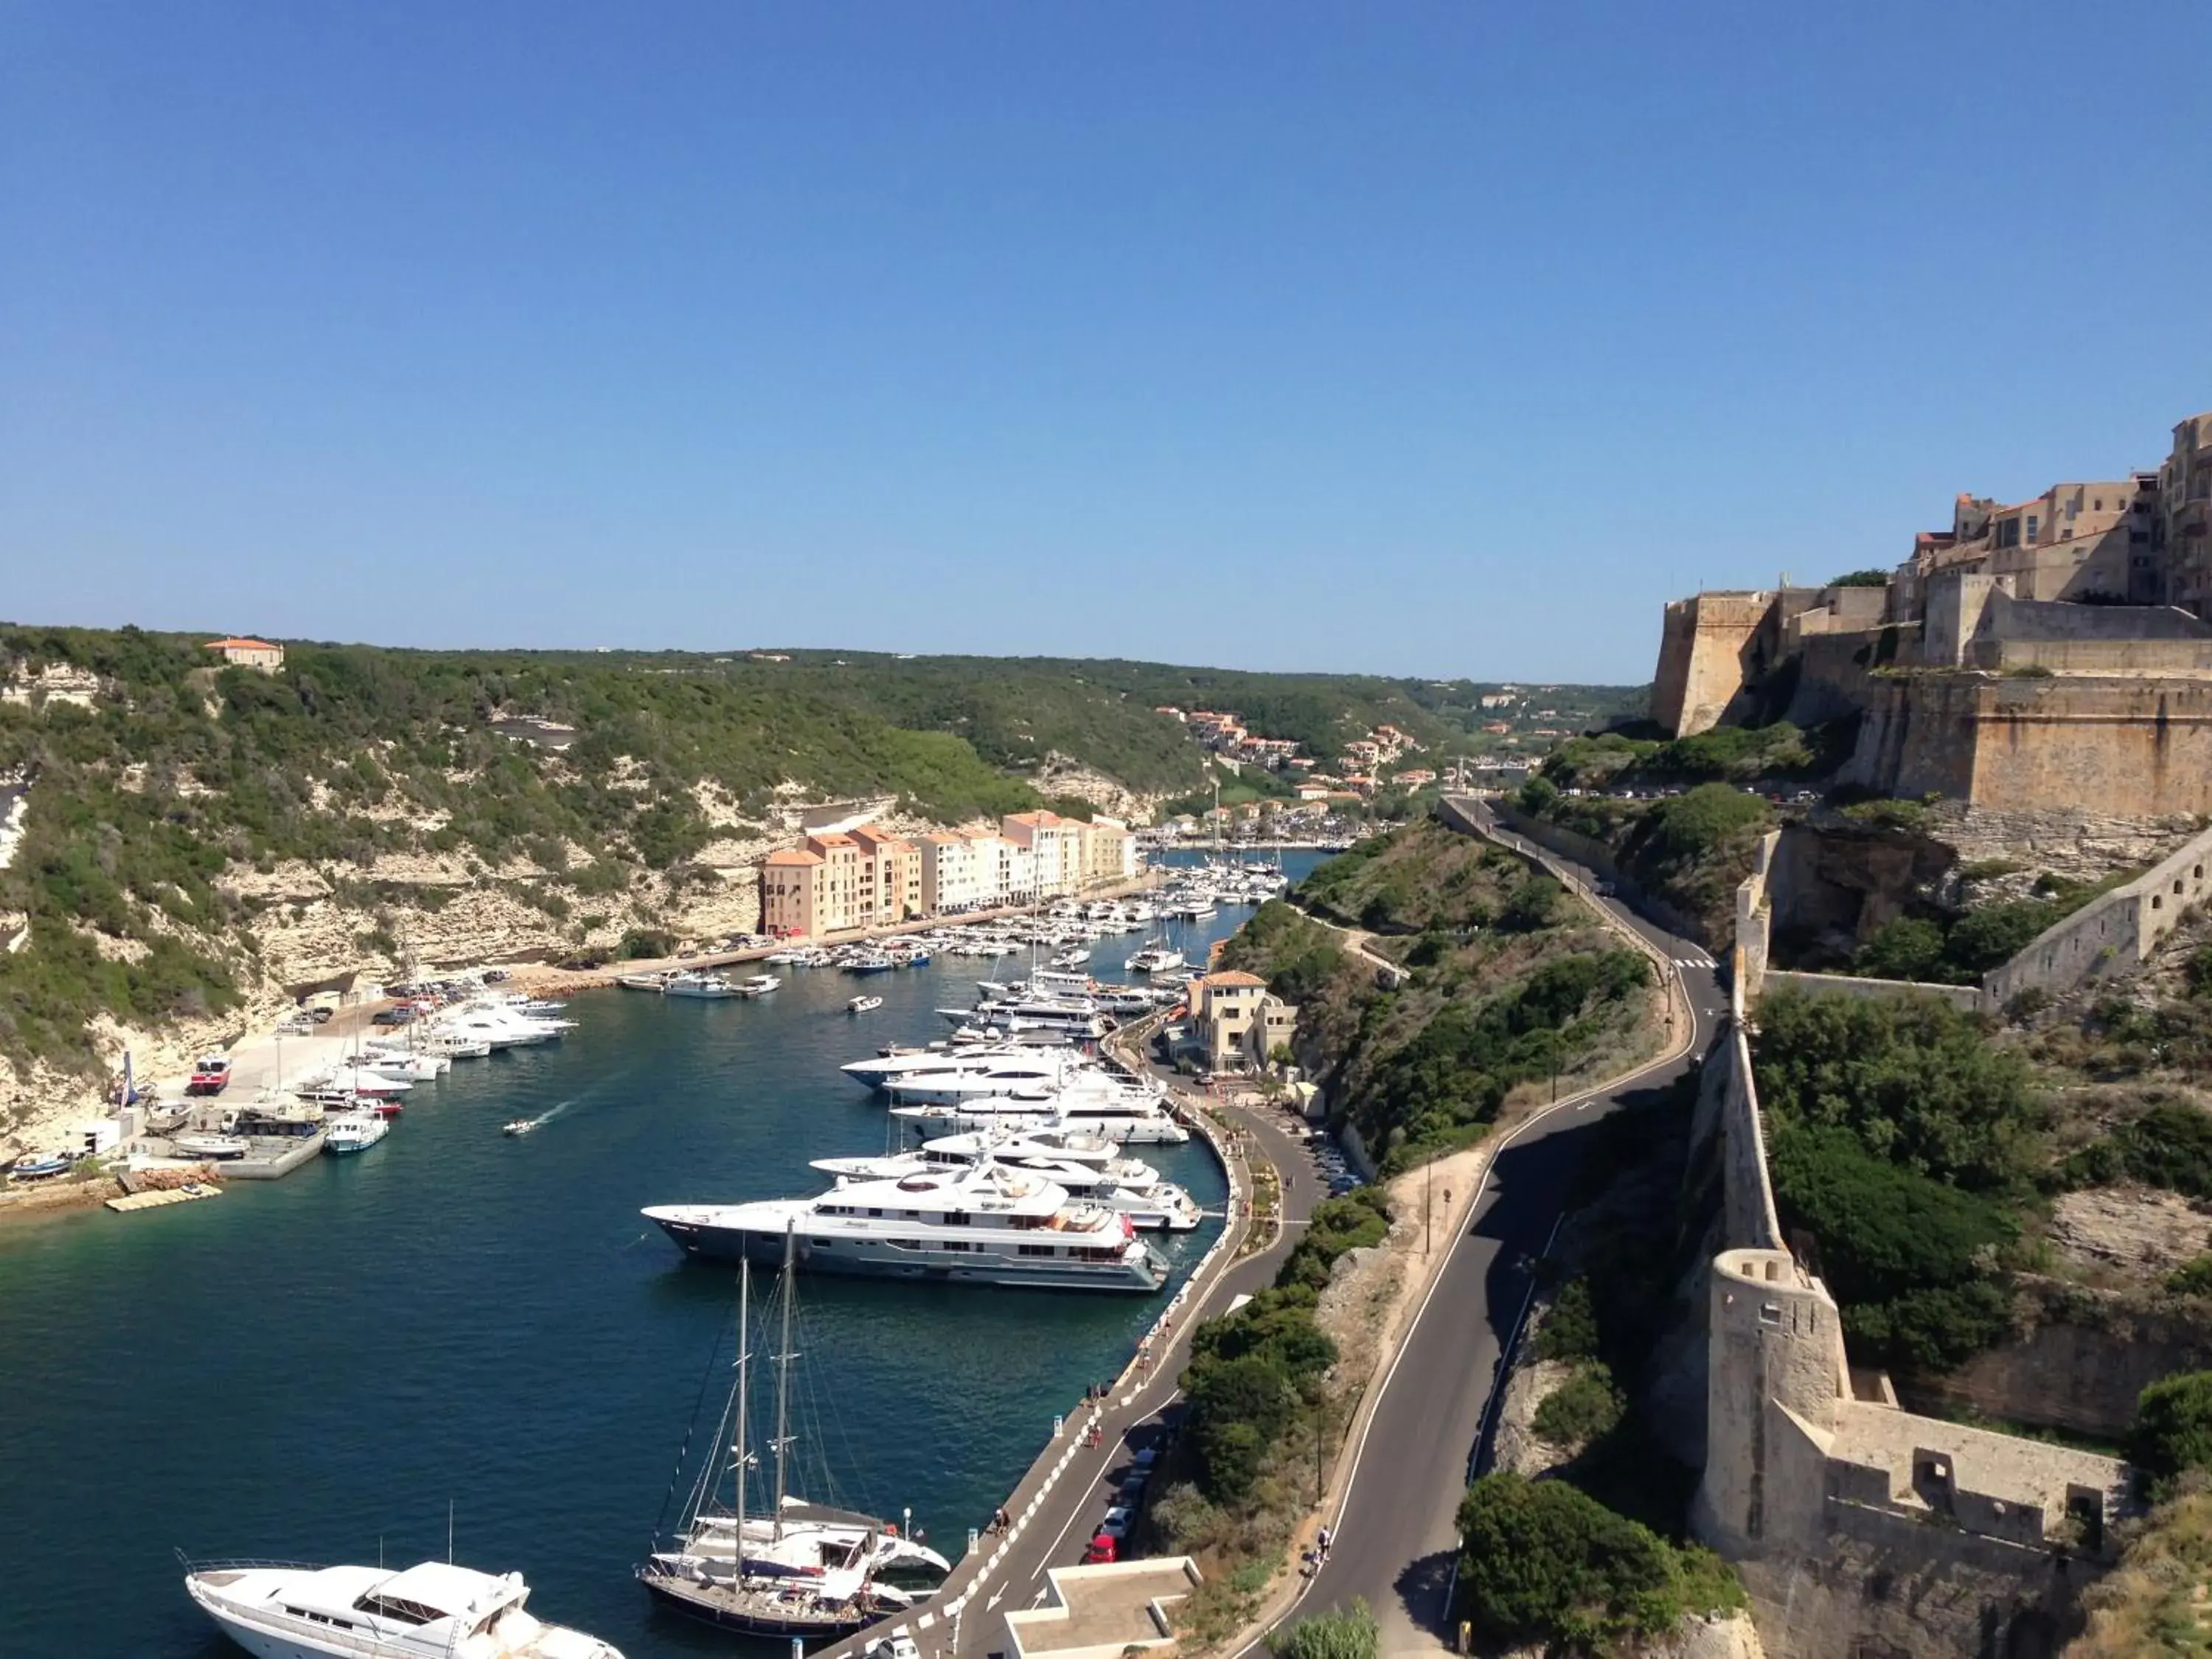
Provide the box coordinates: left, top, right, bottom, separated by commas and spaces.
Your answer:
1249, 803, 1731, 1658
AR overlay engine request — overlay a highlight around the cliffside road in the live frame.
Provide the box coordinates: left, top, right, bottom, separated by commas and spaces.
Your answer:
1251, 800, 1729, 1659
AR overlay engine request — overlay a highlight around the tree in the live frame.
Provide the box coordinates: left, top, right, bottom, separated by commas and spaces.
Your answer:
1828, 568, 1892, 588
1517, 773, 1561, 816
1499, 875, 1561, 933
1454, 1473, 1680, 1652
2129, 1371, 2212, 1495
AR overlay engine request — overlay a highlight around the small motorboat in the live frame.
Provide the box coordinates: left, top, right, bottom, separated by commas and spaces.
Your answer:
736, 974, 782, 998
8, 1152, 73, 1182
503, 1119, 537, 1137
369, 1099, 404, 1119
173, 1133, 250, 1161
848, 995, 884, 1015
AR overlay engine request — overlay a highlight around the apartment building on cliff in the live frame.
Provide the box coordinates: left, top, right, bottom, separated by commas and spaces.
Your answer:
1650, 408, 2212, 818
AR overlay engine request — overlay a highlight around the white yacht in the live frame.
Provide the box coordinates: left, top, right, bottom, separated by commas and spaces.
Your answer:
643, 1165, 1166, 1292
323, 1112, 389, 1155
304, 1065, 413, 1098
434, 1006, 568, 1048
813, 1145, 1200, 1232
1124, 945, 1186, 974
735, 974, 782, 998
664, 971, 738, 999
361, 1048, 448, 1079
838, 1042, 1058, 1091
880, 1052, 1079, 1105
942, 998, 1109, 1040
888, 1079, 1189, 1145
184, 1557, 622, 1659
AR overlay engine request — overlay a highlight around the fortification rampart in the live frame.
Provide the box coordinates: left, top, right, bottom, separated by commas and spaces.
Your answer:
1655, 591, 1775, 737
1762, 968, 1983, 1010
1847, 671, 2212, 818
1981, 816, 2212, 1006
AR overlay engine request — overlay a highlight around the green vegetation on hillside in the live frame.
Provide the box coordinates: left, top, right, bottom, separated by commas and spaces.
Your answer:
1453, 1473, 1742, 1655
2129, 1372, 2212, 1498
1514, 777, 1774, 945
1750, 990, 2045, 1373
1222, 818, 1655, 1169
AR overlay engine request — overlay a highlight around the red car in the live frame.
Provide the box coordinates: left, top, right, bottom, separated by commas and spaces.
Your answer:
186, 1057, 232, 1096
1084, 1532, 1118, 1565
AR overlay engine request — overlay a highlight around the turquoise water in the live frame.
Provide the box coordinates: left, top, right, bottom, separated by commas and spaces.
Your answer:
0, 851, 1318, 1657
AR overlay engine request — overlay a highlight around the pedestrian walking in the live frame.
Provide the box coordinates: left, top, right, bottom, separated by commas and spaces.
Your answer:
1318, 1525, 1332, 1562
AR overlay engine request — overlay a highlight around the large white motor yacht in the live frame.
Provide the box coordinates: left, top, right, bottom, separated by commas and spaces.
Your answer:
184, 1557, 623, 1659
643, 1164, 1166, 1292
888, 1081, 1189, 1145
812, 1146, 1201, 1232
838, 1042, 1059, 1091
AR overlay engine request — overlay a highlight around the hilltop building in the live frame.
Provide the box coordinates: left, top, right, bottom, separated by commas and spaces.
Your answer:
1651, 408, 2212, 817
204, 637, 284, 672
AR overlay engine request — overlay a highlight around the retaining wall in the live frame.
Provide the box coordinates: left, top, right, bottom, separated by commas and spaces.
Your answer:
1981, 818, 2212, 1006
1763, 968, 1983, 1011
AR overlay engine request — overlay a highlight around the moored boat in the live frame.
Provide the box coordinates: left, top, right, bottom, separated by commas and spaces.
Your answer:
184, 1556, 623, 1658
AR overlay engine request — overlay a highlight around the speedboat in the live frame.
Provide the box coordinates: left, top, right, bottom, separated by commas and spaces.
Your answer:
173, 1133, 251, 1161
504, 1119, 537, 1137
736, 974, 782, 998
664, 971, 737, 999
184, 1556, 623, 1658
323, 1113, 389, 1155
847, 995, 883, 1014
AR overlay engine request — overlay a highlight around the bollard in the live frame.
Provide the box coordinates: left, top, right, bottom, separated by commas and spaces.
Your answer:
967, 1526, 980, 1557
1053, 1413, 1064, 1439
791, 1639, 803, 1659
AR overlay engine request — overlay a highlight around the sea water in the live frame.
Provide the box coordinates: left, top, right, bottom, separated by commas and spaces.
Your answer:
0, 849, 1321, 1656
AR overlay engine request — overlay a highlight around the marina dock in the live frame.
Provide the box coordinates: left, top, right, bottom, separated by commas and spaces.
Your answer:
105, 1184, 221, 1214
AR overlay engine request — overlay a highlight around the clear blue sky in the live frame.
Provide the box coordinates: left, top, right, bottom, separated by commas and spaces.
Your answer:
4, 3, 2207, 682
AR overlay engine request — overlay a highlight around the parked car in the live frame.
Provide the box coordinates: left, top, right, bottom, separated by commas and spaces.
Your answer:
370, 1006, 416, 1026
557, 956, 604, 971
304, 1006, 335, 1025
1100, 1505, 1133, 1540
865, 1638, 919, 1659
1084, 1532, 1118, 1564
186, 1057, 232, 1096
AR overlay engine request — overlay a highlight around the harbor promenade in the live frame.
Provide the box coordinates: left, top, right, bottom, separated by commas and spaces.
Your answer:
813, 1039, 1330, 1659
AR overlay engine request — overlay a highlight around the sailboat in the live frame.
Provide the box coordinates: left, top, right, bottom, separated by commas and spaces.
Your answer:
636, 1226, 947, 1636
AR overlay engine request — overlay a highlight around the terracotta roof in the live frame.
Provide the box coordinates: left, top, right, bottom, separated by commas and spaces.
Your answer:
765, 849, 822, 866
204, 637, 278, 650
1200, 970, 1266, 988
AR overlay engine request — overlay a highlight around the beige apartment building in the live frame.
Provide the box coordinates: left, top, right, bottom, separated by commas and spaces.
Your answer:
849, 826, 921, 926
1186, 970, 1296, 1072
1001, 811, 1086, 897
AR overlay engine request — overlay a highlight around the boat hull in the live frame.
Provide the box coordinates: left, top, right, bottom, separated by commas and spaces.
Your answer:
639, 1567, 882, 1637
648, 1217, 1164, 1293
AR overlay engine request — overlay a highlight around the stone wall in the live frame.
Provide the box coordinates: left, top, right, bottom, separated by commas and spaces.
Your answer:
1981, 818, 2212, 1006
1912, 1281, 2212, 1442
1846, 672, 2212, 818
1735, 1524, 2087, 1659
1655, 592, 1776, 737
1762, 968, 1983, 1011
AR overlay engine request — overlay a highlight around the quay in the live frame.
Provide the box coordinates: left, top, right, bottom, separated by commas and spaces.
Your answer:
105, 1184, 220, 1214
811, 1022, 1335, 1659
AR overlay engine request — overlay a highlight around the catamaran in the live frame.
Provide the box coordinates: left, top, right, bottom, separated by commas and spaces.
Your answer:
638, 1235, 947, 1634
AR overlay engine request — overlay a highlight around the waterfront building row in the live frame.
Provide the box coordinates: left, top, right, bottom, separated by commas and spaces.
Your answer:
759, 811, 1138, 937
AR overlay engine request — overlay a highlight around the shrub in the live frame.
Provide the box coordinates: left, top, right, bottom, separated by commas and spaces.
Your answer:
2129, 1372, 2212, 1496
1829, 568, 1891, 588
1534, 1364, 1624, 1450
1498, 874, 1561, 933
1854, 917, 1947, 982
1767, 1122, 2016, 1371
1535, 1279, 1600, 1362
1268, 1601, 1377, 1659
1640, 784, 1770, 864
1455, 1473, 1719, 1653
1944, 900, 2059, 975
1750, 988, 2038, 1190
2166, 1255, 2212, 1298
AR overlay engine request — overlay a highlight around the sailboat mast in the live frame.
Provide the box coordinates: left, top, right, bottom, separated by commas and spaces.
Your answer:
773, 1221, 796, 1540
734, 1256, 751, 1576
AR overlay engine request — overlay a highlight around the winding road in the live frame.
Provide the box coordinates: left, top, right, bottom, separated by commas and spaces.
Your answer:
1243, 799, 1731, 1659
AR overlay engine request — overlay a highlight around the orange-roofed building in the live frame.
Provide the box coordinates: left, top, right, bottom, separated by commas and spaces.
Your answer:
1187, 970, 1295, 1072
204, 637, 284, 672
